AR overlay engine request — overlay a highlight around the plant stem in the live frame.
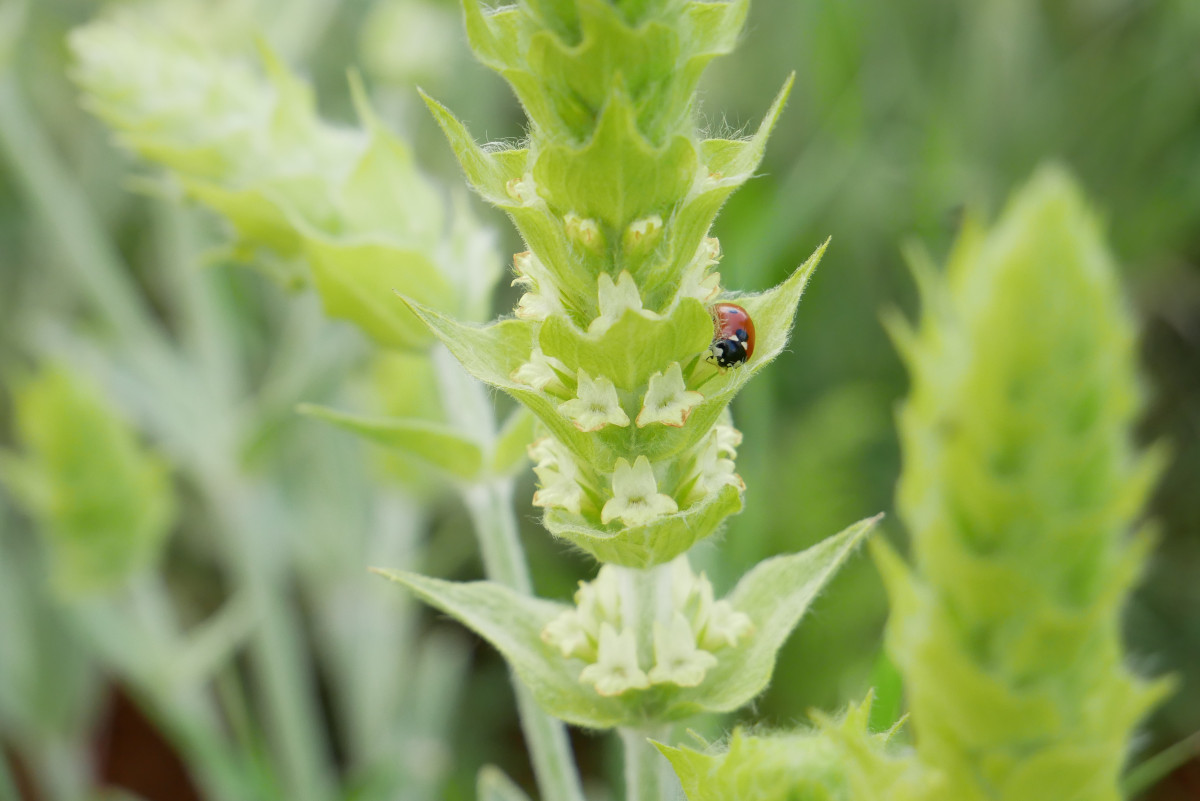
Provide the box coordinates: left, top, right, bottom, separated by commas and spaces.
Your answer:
619, 726, 677, 801
1124, 729, 1200, 797
204, 479, 336, 801
460, 479, 585, 801
439, 346, 584, 801
0, 77, 158, 347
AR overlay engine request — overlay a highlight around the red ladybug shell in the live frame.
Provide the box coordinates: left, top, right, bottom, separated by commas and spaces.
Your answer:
712, 302, 755, 360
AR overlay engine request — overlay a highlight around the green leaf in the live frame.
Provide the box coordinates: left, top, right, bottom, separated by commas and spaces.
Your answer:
883, 167, 1171, 800
657, 240, 825, 452
544, 483, 742, 568
533, 89, 698, 232
304, 235, 454, 349
371, 569, 632, 728
0, 366, 175, 596
398, 298, 598, 467
649, 74, 794, 294
656, 693, 909, 801
298, 404, 483, 481
419, 91, 590, 306
418, 90, 527, 207
538, 298, 713, 391
477, 766, 533, 801
342, 74, 443, 243
377, 516, 876, 728
693, 515, 880, 711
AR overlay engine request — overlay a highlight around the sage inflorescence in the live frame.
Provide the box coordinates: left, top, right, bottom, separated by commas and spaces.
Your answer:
876, 167, 1171, 801
375, 0, 883, 741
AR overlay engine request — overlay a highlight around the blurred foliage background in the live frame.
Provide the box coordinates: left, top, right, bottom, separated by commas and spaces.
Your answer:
1, 0, 1197, 799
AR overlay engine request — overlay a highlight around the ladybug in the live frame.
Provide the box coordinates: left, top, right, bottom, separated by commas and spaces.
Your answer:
709, 302, 755, 368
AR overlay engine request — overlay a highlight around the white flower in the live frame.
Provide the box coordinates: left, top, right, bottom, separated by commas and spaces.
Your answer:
530, 436, 586, 514
678, 237, 723, 303
579, 624, 650, 696
541, 609, 593, 660
684, 431, 743, 505
648, 613, 718, 687
671, 562, 715, 631
557, 370, 630, 431
698, 600, 754, 651
532, 463, 586, 514
512, 250, 565, 321
511, 346, 569, 392
588, 271, 657, 335
713, 423, 744, 458
601, 456, 678, 526
515, 291, 561, 321
636, 362, 704, 427
575, 565, 622, 633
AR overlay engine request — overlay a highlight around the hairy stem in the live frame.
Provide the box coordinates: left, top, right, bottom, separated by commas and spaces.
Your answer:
619, 726, 677, 801
442, 345, 584, 801
461, 481, 585, 801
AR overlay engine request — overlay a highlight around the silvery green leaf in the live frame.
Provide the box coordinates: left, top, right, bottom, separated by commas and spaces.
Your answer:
298, 403, 483, 481
376, 516, 876, 728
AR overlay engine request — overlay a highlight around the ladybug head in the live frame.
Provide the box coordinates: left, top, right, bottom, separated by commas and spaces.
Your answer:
711, 338, 749, 368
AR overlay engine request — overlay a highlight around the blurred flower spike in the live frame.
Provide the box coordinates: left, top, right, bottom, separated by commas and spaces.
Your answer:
70, 4, 499, 348
0, 365, 175, 597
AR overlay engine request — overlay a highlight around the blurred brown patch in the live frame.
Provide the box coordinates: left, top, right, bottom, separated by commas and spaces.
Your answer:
4, 746, 38, 801
1146, 759, 1200, 801
94, 687, 202, 801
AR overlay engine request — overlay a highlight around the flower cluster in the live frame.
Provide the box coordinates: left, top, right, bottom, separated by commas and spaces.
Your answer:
527, 418, 741, 529
541, 559, 753, 696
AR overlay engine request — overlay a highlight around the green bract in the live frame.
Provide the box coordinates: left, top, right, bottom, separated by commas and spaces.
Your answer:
879, 167, 1170, 801
657, 693, 929, 801
374, 516, 876, 729
70, 7, 498, 345
420, 0, 821, 565
0, 366, 175, 596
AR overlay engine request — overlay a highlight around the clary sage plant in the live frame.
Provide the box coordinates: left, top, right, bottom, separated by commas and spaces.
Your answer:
60, 0, 1169, 800
375, 0, 878, 796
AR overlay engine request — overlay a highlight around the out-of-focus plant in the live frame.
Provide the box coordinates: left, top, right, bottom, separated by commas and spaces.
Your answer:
877, 167, 1171, 800
0, 365, 174, 596
662, 168, 1172, 801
